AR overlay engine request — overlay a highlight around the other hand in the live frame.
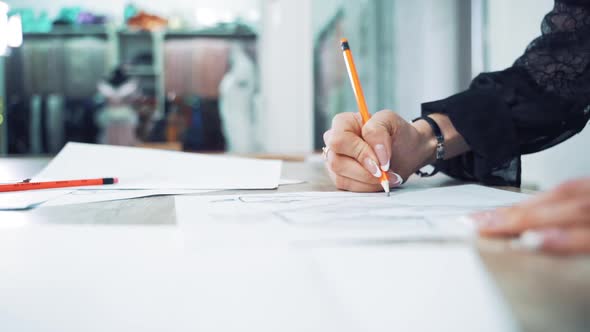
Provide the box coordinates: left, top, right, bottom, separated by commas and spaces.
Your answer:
473, 177, 590, 254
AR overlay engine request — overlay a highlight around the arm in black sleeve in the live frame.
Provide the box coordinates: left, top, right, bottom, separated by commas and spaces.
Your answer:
421, 0, 590, 187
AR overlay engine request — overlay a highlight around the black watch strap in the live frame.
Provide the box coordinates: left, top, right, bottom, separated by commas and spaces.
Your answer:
412, 116, 445, 177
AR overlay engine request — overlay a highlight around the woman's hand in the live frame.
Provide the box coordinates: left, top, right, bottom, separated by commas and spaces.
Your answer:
473, 177, 590, 254
322, 110, 437, 192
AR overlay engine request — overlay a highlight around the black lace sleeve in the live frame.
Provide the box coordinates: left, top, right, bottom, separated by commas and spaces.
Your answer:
421, 0, 590, 187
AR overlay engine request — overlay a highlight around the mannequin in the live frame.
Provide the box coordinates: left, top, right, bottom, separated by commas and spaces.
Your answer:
218, 44, 257, 153
96, 68, 139, 146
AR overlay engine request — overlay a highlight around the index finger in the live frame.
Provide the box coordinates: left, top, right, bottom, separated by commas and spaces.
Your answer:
325, 112, 382, 179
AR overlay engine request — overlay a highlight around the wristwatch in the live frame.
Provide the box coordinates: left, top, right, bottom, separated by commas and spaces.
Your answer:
412, 116, 445, 177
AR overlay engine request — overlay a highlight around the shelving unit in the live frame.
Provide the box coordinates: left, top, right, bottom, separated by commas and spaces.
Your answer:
164, 30, 256, 40
0, 57, 6, 155
19, 27, 256, 116
111, 28, 256, 116
110, 29, 166, 115
1, 26, 258, 154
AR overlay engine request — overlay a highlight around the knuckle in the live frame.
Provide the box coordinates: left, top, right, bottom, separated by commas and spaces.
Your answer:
331, 112, 354, 127
555, 179, 580, 196
327, 156, 342, 174
521, 208, 554, 229
361, 124, 380, 139
376, 109, 399, 122
506, 206, 534, 229
376, 109, 396, 118
352, 139, 368, 161
518, 212, 536, 228
328, 133, 347, 152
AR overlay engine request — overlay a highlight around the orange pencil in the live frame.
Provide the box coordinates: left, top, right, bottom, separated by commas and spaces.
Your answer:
0, 178, 119, 193
340, 38, 390, 196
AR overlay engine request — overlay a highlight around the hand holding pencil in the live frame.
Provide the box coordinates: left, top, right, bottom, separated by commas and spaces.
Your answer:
323, 39, 434, 193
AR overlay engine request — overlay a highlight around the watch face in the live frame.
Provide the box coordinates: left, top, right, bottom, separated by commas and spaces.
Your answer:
436, 142, 445, 160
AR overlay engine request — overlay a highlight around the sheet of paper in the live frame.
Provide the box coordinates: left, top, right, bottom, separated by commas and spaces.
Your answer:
0, 224, 199, 332
175, 185, 532, 246
0, 195, 512, 332
0, 224, 354, 332
40, 189, 215, 207
33, 142, 282, 190
278, 178, 306, 185
0, 190, 72, 210
39, 178, 300, 207
306, 245, 518, 332
0, 223, 517, 332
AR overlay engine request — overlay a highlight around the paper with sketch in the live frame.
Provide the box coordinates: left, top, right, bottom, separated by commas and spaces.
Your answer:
175, 185, 531, 245
33, 142, 282, 190
40, 189, 215, 207
0, 190, 72, 210
39, 180, 299, 207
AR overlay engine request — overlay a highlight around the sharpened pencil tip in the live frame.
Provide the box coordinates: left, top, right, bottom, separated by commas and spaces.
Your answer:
380, 180, 390, 196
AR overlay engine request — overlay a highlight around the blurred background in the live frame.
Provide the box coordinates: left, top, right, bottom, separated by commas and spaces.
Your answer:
0, 0, 588, 189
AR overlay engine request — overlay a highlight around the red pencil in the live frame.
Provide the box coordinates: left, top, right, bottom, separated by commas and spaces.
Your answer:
0, 178, 119, 193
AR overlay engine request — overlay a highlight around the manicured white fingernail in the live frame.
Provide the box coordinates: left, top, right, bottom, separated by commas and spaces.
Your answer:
513, 230, 544, 251
456, 215, 478, 233
472, 210, 508, 230
374, 144, 390, 171
387, 171, 403, 187
364, 158, 382, 178
513, 229, 570, 251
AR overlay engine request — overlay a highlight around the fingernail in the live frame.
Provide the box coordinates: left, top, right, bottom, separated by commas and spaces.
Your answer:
364, 158, 382, 178
516, 229, 569, 251
374, 144, 390, 171
387, 171, 403, 187
471, 210, 508, 230
515, 230, 544, 251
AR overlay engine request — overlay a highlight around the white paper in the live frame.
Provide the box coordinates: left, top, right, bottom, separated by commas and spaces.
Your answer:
278, 178, 306, 185
0, 190, 72, 210
0, 224, 517, 332
38, 179, 301, 207
306, 245, 518, 332
0, 225, 197, 332
38, 178, 301, 207
40, 189, 214, 207
175, 185, 532, 246
33, 142, 282, 190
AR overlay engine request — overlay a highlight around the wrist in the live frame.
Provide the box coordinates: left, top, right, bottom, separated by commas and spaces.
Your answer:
412, 119, 438, 168
412, 113, 471, 171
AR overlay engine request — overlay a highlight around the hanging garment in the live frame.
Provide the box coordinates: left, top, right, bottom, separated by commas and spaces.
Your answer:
95, 79, 139, 146
64, 97, 99, 144
218, 44, 257, 153
22, 38, 64, 96
45, 94, 65, 153
29, 94, 42, 154
164, 39, 230, 98
63, 37, 108, 98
